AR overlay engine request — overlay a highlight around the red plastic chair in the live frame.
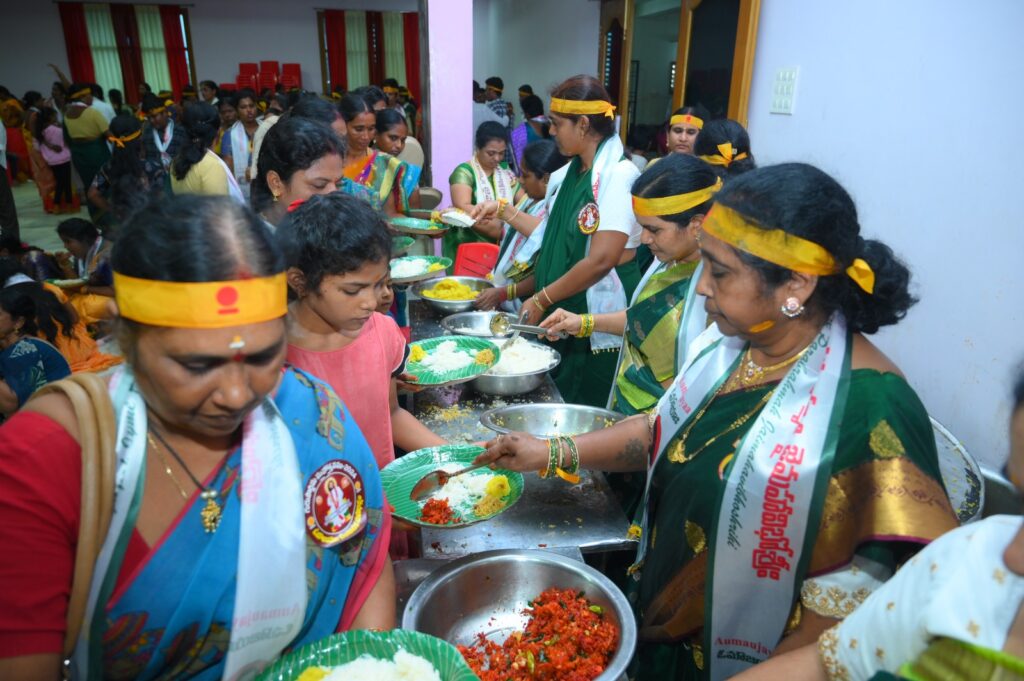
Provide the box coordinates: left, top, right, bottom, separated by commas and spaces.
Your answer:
235, 74, 256, 91
239, 62, 258, 75
282, 63, 301, 77
218, 82, 235, 93
453, 242, 500, 278
257, 72, 278, 92
259, 60, 280, 75
280, 74, 301, 90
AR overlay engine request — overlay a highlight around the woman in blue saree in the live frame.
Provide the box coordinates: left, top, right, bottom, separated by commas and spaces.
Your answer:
0, 286, 71, 417
0, 195, 393, 680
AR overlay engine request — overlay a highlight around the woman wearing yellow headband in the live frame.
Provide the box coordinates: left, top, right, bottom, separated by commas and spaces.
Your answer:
694, 117, 756, 178
539, 153, 719, 516
663, 104, 710, 158
63, 82, 111, 221
477, 163, 957, 680
87, 114, 167, 231
513, 74, 643, 407
0, 195, 395, 679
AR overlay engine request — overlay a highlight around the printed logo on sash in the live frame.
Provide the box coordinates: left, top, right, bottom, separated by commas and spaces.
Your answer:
577, 202, 600, 234
304, 459, 366, 547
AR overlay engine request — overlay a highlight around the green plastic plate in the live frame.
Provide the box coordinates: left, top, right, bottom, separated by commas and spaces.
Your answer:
406, 335, 499, 386
254, 629, 477, 681
391, 235, 415, 256
390, 256, 453, 285
381, 444, 524, 529
389, 216, 448, 236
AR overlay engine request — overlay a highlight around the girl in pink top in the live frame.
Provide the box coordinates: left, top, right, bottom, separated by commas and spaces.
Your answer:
280, 193, 446, 557
33, 107, 73, 210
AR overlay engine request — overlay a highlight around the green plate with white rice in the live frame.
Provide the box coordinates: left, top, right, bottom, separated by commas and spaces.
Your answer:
254, 629, 476, 681
390, 256, 453, 285
381, 444, 524, 529
406, 335, 499, 386
388, 216, 449, 236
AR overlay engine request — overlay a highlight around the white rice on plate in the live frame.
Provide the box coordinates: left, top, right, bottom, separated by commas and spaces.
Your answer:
487, 338, 555, 376
417, 340, 475, 372
316, 649, 440, 681
391, 258, 431, 279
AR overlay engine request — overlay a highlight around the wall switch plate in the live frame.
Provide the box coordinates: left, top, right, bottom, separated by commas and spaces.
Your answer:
770, 66, 799, 115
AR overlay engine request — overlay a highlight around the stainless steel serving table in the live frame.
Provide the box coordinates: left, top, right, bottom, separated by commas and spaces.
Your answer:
405, 299, 637, 560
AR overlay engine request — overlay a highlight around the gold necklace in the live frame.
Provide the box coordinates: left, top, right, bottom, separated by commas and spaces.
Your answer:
726, 346, 809, 392
147, 430, 223, 533
667, 386, 773, 463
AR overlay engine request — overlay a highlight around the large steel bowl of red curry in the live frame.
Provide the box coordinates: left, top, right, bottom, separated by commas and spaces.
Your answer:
402, 549, 636, 680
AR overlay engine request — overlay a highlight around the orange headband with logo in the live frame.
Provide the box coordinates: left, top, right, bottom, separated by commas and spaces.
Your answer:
70, 87, 92, 100
383, 86, 399, 94
114, 272, 289, 328
701, 204, 875, 294
670, 114, 704, 129
486, 85, 503, 94
550, 97, 616, 119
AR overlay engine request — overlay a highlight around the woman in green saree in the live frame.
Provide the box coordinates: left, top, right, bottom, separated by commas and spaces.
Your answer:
446, 121, 520, 263
539, 154, 721, 516
477, 163, 959, 680
62, 83, 110, 221
514, 75, 643, 407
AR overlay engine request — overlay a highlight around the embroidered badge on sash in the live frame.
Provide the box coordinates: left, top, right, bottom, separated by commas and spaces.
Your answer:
304, 460, 366, 547
577, 202, 600, 235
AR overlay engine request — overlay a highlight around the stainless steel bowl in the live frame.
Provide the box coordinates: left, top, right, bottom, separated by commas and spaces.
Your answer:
411, 276, 494, 314
481, 403, 625, 437
470, 344, 561, 396
441, 310, 509, 338
403, 549, 637, 681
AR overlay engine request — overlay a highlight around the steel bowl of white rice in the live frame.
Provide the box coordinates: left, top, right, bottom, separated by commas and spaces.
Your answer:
470, 338, 560, 396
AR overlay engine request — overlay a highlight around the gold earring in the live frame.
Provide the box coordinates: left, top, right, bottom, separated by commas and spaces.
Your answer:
272, 193, 279, 202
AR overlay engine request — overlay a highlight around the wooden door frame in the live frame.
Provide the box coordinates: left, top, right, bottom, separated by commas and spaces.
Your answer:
669, 0, 761, 127
599, 0, 636, 142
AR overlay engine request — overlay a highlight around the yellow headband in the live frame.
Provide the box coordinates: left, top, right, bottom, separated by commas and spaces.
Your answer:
70, 87, 92, 100
670, 113, 704, 129
699, 142, 748, 167
146, 105, 167, 115
486, 85, 503, 94
518, 89, 530, 97
702, 203, 875, 294
383, 86, 399, 94
109, 130, 142, 148
113, 272, 289, 328
330, 92, 342, 100
550, 97, 616, 119
163, 99, 175, 108
632, 177, 722, 217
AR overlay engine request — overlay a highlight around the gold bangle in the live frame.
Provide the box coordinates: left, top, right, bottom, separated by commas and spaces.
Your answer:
531, 295, 546, 312
540, 287, 554, 307
506, 283, 517, 300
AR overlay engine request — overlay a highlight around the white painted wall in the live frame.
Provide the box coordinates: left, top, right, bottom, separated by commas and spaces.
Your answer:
473, 0, 600, 116
0, 0, 417, 98
0, 3, 67, 99
746, 0, 1024, 467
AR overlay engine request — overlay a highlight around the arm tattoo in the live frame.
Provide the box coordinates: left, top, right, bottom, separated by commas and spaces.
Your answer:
615, 438, 648, 471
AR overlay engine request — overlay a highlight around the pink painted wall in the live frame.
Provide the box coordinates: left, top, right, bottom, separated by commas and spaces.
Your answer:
423, 0, 473, 209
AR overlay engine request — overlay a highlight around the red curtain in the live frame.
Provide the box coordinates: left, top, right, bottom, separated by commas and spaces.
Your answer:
402, 13, 421, 104
58, 3, 95, 84
160, 5, 190, 99
366, 11, 385, 86
324, 10, 348, 93
109, 4, 144, 105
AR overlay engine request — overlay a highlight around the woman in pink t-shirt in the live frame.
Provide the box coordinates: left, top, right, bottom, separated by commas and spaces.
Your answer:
280, 192, 446, 557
